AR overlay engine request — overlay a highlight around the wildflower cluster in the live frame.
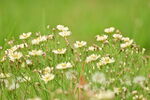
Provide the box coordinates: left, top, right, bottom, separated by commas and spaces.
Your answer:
0, 25, 149, 100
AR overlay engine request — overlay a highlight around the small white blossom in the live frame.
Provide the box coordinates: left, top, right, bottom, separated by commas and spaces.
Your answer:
19, 32, 32, 39
26, 60, 32, 65
52, 48, 67, 54
57, 25, 69, 31
41, 73, 55, 84
74, 41, 87, 48
97, 57, 115, 66
104, 27, 115, 33
113, 34, 122, 40
29, 50, 44, 56
56, 62, 73, 70
96, 35, 108, 42
8, 52, 23, 61
58, 31, 71, 37
85, 54, 100, 63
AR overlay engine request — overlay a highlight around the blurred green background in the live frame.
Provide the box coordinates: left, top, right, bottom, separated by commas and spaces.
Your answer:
0, 0, 150, 50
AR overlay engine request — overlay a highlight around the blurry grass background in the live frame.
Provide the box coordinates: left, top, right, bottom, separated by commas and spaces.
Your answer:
0, 0, 150, 50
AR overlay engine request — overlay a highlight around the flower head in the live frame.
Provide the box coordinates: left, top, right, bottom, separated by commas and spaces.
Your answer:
58, 31, 71, 37
8, 52, 23, 61
74, 41, 87, 48
41, 73, 55, 84
56, 62, 73, 70
29, 50, 44, 56
52, 48, 67, 54
96, 35, 108, 42
113, 34, 122, 40
97, 57, 115, 66
104, 27, 115, 33
85, 54, 100, 63
57, 25, 69, 31
19, 32, 32, 39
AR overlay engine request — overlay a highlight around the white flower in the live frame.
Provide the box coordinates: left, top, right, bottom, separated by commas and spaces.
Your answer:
104, 27, 115, 33
41, 73, 55, 84
74, 41, 87, 48
133, 76, 146, 84
97, 57, 115, 66
87, 46, 102, 51
92, 72, 106, 84
19, 32, 32, 39
113, 34, 122, 40
31, 38, 40, 45
58, 31, 71, 37
26, 60, 32, 65
31, 35, 48, 45
85, 54, 100, 63
56, 62, 73, 69
94, 90, 115, 100
43, 67, 53, 74
57, 25, 69, 31
96, 35, 108, 42
8, 52, 23, 61
52, 48, 67, 54
29, 50, 44, 56
120, 40, 133, 49
27, 97, 41, 100
122, 37, 130, 42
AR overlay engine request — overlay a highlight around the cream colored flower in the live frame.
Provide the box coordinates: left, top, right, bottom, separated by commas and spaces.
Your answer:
57, 25, 69, 31
74, 41, 87, 48
104, 27, 115, 33
43, 67, 53, 74
8, 52, 23, 61
113, 34, 122, 40
96, 35, 108, 42
121, 37, 130, 42
26, 60, 32, 65
19, 32, 32, 39
85, 54, 100, 63
97, 57, 115, 66
56, 62, 73, 69
58, 31, 71, 37
31, 38, 40, 45
41, 73, 55, 83
29, 50, 44, 56
52, 48, 67, 54
31, 35, 48, 45
120, 40, 133, 49
87, 46, 102, 51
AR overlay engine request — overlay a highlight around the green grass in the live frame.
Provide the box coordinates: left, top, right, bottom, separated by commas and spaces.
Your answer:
0, 26, 150, 100
0, 0, 150, 50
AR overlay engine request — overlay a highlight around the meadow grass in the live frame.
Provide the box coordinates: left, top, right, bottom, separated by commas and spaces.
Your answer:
0, 25, 150, 100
